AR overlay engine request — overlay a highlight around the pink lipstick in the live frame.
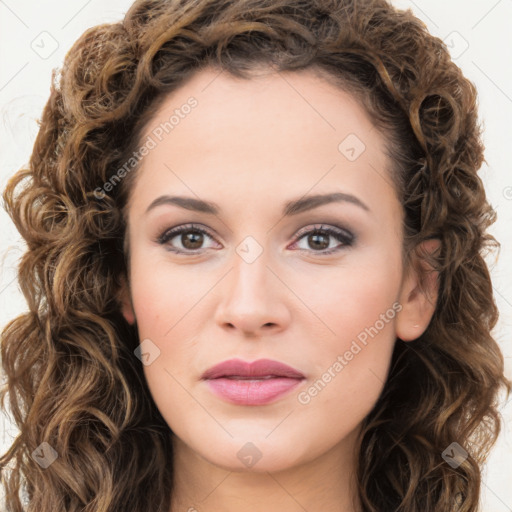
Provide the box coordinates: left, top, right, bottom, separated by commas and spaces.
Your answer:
202, 358, 305, 405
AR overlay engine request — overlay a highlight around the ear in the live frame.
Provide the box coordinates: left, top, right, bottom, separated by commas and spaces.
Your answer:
118, 274, 136, 325
395, 239, 440, 342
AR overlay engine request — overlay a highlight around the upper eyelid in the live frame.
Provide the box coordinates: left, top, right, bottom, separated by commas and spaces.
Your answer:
294, 223, 353, 238
158, 223, 216, 241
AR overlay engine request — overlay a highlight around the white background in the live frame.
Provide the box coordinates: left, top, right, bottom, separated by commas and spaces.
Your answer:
0, 0, 510, 510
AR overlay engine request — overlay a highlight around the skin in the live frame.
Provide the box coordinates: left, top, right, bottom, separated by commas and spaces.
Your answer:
120, 65, 439, 512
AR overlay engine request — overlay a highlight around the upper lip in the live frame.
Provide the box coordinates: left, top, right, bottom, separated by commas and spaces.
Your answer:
201, 358, 305, 380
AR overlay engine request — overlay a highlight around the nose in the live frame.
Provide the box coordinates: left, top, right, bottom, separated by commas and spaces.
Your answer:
214, 252, 291, 337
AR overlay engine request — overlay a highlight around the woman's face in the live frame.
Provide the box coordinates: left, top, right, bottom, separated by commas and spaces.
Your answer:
121, 66, 427, 473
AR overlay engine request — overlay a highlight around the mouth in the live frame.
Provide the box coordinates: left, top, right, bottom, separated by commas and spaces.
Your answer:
219, 375, 287, 380
201, 358, 305, 405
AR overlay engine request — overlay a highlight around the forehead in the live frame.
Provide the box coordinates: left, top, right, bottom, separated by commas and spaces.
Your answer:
141, 65, 385, 153
129, 66, 397, 216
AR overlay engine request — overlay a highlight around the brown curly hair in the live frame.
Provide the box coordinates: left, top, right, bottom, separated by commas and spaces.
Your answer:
1, 0, 510, 510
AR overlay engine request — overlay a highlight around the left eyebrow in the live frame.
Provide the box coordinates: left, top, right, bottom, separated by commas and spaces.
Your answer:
144, 191, 370, 216
282, 192, 370, 215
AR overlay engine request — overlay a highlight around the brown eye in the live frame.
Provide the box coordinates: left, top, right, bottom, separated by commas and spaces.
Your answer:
306, 232, 330, 250
180, 230, 204, 250
157, 224, 219, 254
292, 224, 355, 255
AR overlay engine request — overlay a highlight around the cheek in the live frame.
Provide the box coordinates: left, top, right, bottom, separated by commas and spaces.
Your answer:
292, 252, 401, 418
128, 254, 211, 387
295, 250, 402, 345
128, 252, 199, 336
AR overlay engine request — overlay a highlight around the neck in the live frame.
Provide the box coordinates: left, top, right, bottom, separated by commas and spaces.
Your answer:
169, 427, 362, 512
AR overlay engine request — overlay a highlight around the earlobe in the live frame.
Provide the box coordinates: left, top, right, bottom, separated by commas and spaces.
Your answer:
118, 275, 136, 325
395, 239, 440, 342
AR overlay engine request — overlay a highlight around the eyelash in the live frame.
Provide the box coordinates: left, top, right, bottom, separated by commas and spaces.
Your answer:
156, 223, 355, 256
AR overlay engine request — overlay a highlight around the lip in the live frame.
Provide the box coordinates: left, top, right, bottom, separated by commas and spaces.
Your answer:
202, 358, 305, 405
202, 358, 305, 380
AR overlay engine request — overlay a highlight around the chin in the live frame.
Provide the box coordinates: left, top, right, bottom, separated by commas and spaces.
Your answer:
191, 432, 314, 473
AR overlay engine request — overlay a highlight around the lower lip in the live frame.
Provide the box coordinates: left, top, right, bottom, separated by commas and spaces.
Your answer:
205, 377, 304, 405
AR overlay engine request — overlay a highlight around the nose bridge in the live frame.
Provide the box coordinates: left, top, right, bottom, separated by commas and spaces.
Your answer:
232, 244, 270, 300
214, 240, 289, 334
